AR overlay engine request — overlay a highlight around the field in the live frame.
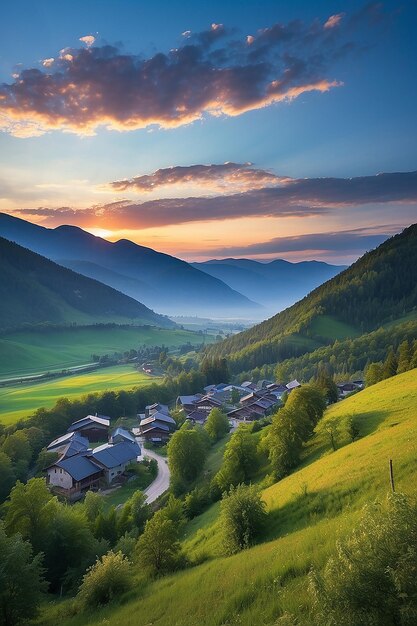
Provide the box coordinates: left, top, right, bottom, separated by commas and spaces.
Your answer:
308, 314, 360, 340
38, 368, 417, 626
0, 365, 160, 425
0, 326, 214, 379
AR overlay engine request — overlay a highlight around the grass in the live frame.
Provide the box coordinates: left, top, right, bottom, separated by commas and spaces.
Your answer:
309, 314, 360, 340
0, 326, 213, 378
0, 365, 160, 425
38, 368, 417, 626
102, 465, 156, 511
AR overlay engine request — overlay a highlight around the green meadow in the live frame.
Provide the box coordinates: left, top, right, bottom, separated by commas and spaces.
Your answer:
38, 368, 417, 626
0, 365, 160, 425
0, 325, 213, 379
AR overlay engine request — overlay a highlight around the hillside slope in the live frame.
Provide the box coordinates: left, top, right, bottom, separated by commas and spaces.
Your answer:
0, 213, 262, 318
0, 237, 174, 330
206, 224, 417, 372
192, 258, 345, 314
40, 369, 417, 626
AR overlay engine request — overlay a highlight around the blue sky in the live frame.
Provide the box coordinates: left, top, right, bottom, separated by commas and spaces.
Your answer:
0, 0, 416, 262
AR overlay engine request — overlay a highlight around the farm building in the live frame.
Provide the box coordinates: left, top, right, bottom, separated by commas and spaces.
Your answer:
67, 414, 110, 441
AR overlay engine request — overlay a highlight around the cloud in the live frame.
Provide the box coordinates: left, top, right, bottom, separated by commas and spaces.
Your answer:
108, 162, 283, 193
206, 226, 398, 257
10, 169, 417, 230
79, 35, 95, 47
324, 14, 345, 30
0, 7, 381, 137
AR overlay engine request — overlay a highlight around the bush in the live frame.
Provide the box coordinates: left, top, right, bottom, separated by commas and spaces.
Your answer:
136, 510, 184, 576
220, 484, 267, 555
184, 486, 212, 519
309, 493, 417, 626
78, 551, 132, 608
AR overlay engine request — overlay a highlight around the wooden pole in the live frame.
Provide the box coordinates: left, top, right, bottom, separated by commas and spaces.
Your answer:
389, 459, 395, 493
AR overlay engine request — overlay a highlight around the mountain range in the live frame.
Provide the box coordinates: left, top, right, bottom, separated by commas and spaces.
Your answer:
0, 236, 174, 331
192, 258, 345, 315
0, 213, 260, 318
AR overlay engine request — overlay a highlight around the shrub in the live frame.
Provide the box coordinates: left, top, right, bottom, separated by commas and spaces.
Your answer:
220, 484, 267, 555
309, 493, 417, 626
78, 551, 132, 608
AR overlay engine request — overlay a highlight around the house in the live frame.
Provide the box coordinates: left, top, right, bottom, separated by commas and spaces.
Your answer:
67, 415, 110, 441
144, 403, 170, 418
109, 427, 136, 445
241, 381, 258, 391
47, 432, 89, 458
258, 379, 274, 389
47, 453, 103, 500
91, 440, 141, 484
139, 411, 176, 443
186, 408, 210, 425
337, 382, 361, 397
176, 394, 203, 412
194, 395, 222, 412
286, 379, 301, 391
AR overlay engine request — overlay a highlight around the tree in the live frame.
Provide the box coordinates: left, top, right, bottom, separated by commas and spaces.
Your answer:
285, 385, 326, 429
397, 340, 411, 374
365, 361, 384, 387
0, 452, 16, 503
230, 387, 240, 405
220, 484, 267, 555
382, 347, 398, 380
5, 478, 57, 553
83, 490, 104, 526
266, 406, 308, 479
2, 430, 32, 466
0, 523, 47, 626
345, 416, 360, 442
316, 368, 339, 404
43, 505, 102, 592
309, 493, 417, 626
136, 510, 182, 576
78, 551, 132, 608
204, 408, 230, 442
168, 427, 208, 490
215, 427, 259, 492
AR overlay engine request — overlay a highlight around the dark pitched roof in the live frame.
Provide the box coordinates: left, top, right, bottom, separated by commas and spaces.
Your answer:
47, 431, 88, 450
67, 414, 110, 432
92, 441, 140, 469
141, 421, 171, 434
52, 455, 102, 481
110, 427, 136, 444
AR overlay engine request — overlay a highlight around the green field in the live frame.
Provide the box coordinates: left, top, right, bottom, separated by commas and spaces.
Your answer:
308, 314, 360, 340
0, 326, 213, 378
0, 365, 160, 425
38, 368, 417, 626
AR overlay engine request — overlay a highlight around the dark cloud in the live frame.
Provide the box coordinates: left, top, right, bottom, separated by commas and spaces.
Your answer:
0, 7, 384, 137
11, 169, 417, 230
206, 226, 397, 257
109, 162, 281, 192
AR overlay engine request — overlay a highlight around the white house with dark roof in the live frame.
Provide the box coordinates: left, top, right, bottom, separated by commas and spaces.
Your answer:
91, 440, 141, 483
47, 453, 103, 498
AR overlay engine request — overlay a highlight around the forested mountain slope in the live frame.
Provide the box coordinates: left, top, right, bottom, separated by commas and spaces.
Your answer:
0, 237, 174, 330
206, 225, 417, 372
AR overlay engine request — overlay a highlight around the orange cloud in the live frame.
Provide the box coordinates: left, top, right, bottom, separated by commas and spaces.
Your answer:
0, 12, 367, 138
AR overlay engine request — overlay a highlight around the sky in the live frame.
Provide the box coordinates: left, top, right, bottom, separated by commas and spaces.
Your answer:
0, 0, 416, 264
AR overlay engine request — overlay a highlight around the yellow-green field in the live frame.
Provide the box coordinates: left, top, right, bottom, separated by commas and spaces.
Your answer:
0, 365, 160, 425
0, 326, 214, 378
38, 368, 417, 626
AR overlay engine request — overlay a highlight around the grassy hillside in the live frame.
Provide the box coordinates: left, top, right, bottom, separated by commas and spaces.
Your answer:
38, 368, 417, 626
0, 326, 212, 378
0, 364, 159, 425
206, 224, 417, 373
0, 236, 174, 330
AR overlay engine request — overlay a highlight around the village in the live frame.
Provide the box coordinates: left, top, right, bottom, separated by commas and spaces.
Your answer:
44, 377, 363, 501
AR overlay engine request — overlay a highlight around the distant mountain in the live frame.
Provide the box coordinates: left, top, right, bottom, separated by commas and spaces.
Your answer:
0, 214, 261, 318
206, 224, 417, 372
192, 258, 346, 314
0, 237, 175, 330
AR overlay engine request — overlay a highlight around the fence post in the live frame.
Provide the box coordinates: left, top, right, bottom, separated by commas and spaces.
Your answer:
389, 459, 395, 493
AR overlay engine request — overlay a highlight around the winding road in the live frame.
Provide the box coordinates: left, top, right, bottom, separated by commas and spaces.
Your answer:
140, 443, 170, 503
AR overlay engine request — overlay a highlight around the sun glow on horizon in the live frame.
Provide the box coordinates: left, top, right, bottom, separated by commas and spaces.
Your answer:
84, 227, 114, 239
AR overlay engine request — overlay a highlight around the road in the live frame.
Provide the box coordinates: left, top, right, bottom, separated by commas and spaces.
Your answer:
140, 443, 170, 504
